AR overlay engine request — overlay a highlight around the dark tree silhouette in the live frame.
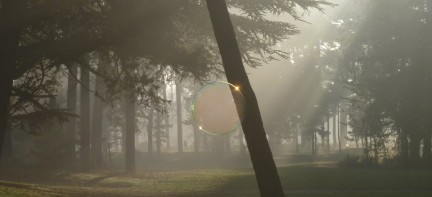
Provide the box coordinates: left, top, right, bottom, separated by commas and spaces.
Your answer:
163, 86, 170, 150
80, 66, 91, 171
125, 98, 136, 174
66, 65, 78, 161
91, 66, 106, 168
206, 1, 284, 196
0, 0, 21, 158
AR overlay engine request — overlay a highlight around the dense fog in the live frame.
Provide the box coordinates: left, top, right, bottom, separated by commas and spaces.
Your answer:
1, 0, 432, 196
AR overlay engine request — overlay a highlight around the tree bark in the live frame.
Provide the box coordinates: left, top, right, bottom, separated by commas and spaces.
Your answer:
206, 1, 284, 196
176, 80, 183, 153
125, 98, 136, 174
66, 65, 78, 161
80, 66, 91, 171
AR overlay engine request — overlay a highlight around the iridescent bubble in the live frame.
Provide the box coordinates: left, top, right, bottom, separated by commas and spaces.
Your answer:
191, 81, 246, 135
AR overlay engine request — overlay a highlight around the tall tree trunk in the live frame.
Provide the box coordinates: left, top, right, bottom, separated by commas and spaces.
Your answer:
206, 1, 284, 196
193, 122, 199, 153
326, 112, 330, 153
125, 98, 136, 174
163, 86, 170, 151
301, 124, 310, 152
0, 0, 22, 159
323, 111, 330, 154
339, 104, 348, 149
214, 135, 224, 156
410, 135, 421, 163
91, 70, 106, 168
203, 133, 209, 152
80, 66, 91, 171
155, 111, 162, 154
355, 137, 359, 149
312, 130, 316, 156
0, 78, 13, 161
332, 106, 337, 149
225, 135, 231, 153
147, 108, 154, 155
337, 107, 342, 153
372, 137, 379, 164
66, 65, 78, 161
176, 80, 183, 153
120, 99, 126, 153
1, 128, 12, 161
294, 126, 299, 153
364, 125, 369, 159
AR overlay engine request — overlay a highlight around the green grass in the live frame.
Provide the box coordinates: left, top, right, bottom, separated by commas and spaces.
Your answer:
1, 165, 432, 196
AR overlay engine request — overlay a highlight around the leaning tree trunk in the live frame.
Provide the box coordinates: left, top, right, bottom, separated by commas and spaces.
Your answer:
91, 70, 106, 168
66, 65, 78, 161
176, 80, 183, 153
125, 97, 136, 174
80, 65, 91, 171
206, 1, 284, 196
0, 0, 22, 159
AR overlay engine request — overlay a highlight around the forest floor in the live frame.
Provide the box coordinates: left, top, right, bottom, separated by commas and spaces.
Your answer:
1, 161, 432, 197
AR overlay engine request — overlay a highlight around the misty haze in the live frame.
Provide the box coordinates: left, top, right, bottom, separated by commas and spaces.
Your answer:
1, 0, 432, 196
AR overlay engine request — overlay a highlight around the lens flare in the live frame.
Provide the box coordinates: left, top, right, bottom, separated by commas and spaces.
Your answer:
191, 81, 246, 135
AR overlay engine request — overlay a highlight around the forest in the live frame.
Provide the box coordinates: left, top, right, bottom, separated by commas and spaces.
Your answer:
1, 0, 432, 196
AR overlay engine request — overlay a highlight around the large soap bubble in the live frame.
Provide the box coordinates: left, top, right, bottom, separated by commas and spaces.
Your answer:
191, 81, 246, 135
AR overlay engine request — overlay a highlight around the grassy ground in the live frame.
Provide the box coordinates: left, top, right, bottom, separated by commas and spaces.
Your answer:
1, 163, 432, 196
